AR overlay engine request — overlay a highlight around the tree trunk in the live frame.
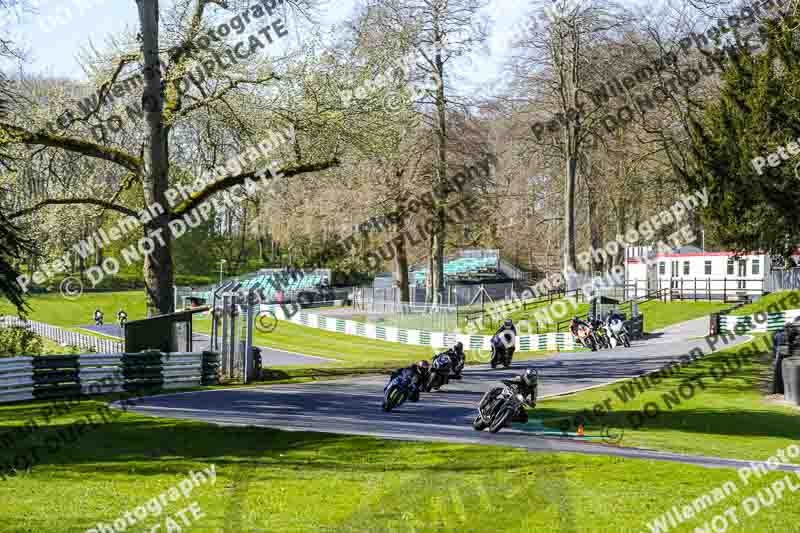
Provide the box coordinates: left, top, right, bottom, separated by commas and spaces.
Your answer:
393, 221, 410, 303
137, 0, 174, 316
588, 188, 602, 272
430, 21, 447, 305
563, 156, 578, 286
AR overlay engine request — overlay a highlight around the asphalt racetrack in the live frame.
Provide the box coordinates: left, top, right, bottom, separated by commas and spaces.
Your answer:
119, 319, 800, 472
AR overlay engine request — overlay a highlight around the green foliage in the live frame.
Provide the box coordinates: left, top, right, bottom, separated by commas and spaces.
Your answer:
686, 15, 800, 255
0, 326, 43, 356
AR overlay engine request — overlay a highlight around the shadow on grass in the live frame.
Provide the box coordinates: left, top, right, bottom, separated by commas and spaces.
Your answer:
532, 406, 800, 440
0, 411, 533, 480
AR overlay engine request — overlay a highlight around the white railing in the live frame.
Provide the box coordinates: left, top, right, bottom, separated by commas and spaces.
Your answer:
0, 316, 123, 353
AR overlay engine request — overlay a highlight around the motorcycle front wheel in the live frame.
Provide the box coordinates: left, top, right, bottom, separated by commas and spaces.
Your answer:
623, 334, 631, 348
473, 415, 488, 431
489, 409, 513, 433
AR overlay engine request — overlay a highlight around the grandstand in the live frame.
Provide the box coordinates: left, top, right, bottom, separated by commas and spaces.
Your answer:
410, 254, 505, 286
175, 268, 334, 309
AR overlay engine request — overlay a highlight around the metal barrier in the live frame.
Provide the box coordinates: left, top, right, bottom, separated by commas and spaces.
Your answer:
0, 351, 220, 404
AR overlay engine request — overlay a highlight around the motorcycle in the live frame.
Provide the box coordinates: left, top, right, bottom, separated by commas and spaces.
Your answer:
575, 324, 597, 351
118, 316, 127, 329
94, 315, 104, 327
490, 335, 515, 368
607, 318, 632, 348
592, 322, 610, 349
450, 353, 464, 379
382, 374, 415, 411
473, 385, 529, 434
426, 352, 452, 391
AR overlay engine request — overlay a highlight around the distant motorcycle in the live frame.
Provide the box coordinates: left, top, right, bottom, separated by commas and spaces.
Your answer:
473, 384, 529, 434
382, 374, 415, 411
490, 334, 515, 368
607, 317, 632, 348
575, 324, 597, 351
426, 352, 452, 391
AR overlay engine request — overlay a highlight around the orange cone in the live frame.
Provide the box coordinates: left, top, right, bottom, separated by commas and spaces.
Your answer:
577, 424, 585, 436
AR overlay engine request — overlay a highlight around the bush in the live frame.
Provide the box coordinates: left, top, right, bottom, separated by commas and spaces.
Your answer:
0, 327, 43, 356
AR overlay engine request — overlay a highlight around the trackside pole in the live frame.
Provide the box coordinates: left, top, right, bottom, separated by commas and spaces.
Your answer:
244, 290, 255, 384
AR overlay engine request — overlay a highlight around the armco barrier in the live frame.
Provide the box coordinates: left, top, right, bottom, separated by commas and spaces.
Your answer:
263, 305, 579, 351
0, 357, 34, 403
0, 351, 219, 404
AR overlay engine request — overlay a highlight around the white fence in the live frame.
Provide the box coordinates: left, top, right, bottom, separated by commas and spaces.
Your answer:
0, 316, 123, 353
262, 304, 580, 352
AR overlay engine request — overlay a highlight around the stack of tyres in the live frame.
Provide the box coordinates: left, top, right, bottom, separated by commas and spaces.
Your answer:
122, 350, 163, 395
777, 323, 800, 396
201, 351, 221, 385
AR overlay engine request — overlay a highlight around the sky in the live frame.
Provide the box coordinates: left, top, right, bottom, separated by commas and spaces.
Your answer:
4, 0, 533, 92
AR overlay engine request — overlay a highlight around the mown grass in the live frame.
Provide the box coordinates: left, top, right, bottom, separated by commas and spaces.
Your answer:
635, 300, 731, 332
535, 334, 800, 460
730, 290, 800, 315
0, 396, 798, 532
0, 291, 147, 328
192, 316, 553, 383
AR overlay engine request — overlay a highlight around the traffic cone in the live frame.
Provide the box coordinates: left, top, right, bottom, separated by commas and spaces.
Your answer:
577, 424, 585, 436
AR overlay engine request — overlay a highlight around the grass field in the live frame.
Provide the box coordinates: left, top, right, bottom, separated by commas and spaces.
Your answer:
730, 290, 800, 315
192, 315, 554, 382
534, 334, 800, 460
0, 396, 798, 532
0, 291, 147, 327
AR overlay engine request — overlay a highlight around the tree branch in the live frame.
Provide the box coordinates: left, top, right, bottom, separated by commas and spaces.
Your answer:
0, 122, 143, 173
170, 158, 341, 219
8, 197, 139, 220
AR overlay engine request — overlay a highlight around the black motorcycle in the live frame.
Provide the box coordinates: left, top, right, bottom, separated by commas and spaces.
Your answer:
382, 374, 415, 411
473, 385, 529, 434
592, 322, 610, 349
450, 353, 464, 379
490, 336, 515, 368
426, 352, 452, 391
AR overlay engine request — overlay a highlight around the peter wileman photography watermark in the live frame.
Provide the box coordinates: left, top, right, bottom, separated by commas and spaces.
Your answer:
641, 444, 800, 533
86, 464, 216, 533
17, 126, 295, 299
468, 188, 709, 334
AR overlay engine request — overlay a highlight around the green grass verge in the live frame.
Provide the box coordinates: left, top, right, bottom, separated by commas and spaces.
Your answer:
535, 334, 799, 460
192, 316, 552, 382
1, 397, 799, 532
0, 291, 147, 327
730, 290, 800, 315
635, 300, 731, 332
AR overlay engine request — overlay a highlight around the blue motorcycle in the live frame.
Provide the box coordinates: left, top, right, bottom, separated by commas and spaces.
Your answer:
382, 373, 417, 411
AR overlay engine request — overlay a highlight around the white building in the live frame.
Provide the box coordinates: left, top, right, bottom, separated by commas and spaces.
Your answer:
624, 245, 777, 300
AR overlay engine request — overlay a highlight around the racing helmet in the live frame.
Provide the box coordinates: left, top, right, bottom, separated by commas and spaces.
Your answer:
454, 341, 464, 354
417, 360, 430, 372
504, 319, 513, 327
522, 368, 538, 388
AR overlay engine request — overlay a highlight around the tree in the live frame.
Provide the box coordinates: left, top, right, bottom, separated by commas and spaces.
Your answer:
684, 13, 800, 256
364, 0, 488, 303
2, 0, 340, 315
509, 0, 633, 288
